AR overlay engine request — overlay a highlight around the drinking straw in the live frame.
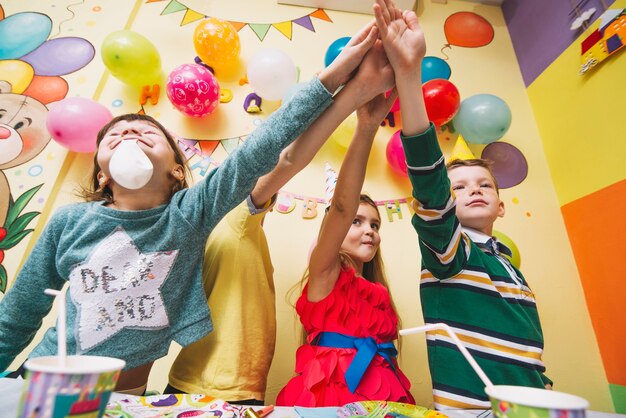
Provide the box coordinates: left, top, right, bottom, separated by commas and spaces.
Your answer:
399, 323, 494, 390
44, 288, 67, 367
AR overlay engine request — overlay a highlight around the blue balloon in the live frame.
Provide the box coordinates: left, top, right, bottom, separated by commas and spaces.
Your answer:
0, 12, 52, 60
324, 37, 350, 67
453, 94, 512, 144
421, 56, 451, 83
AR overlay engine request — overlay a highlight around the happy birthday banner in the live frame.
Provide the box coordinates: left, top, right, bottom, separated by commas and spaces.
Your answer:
147, 0, 333, 41
177, 137, 416, 223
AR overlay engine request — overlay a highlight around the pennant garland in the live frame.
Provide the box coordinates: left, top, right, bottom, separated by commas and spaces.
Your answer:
147, 0, 332, 41
177, 136, 416, 222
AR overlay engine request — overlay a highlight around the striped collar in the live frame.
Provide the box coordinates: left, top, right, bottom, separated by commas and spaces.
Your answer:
462, 227, 491, 244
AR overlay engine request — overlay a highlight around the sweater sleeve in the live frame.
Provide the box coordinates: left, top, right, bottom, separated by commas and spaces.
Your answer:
177, 77, 333, 236
401, 123, 469, 279
0, 213, 66, 371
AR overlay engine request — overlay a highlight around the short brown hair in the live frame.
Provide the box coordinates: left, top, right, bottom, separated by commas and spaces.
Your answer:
446, 158, 499, 192
80, 113, 191, 203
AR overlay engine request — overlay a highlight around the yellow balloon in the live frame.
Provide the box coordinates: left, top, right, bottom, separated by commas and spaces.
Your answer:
101, 30, 163, 87
0, 60, 34, 93
492, 230, 521, 269
329, 112, 357, 149
194, 17, 240, 69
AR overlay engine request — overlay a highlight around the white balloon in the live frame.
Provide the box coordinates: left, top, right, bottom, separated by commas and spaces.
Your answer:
247, 48, 297, 101
109, 140, 154, 190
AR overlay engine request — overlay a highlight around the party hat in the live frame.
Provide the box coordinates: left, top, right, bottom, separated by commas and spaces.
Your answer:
325, 162, 338, 204
449, 134, 475, 162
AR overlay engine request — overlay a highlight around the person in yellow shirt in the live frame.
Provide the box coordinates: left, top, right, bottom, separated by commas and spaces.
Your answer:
166, 21, 396, 404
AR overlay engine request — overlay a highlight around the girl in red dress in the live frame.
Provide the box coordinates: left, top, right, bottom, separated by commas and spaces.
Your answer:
276, 38, 415, 408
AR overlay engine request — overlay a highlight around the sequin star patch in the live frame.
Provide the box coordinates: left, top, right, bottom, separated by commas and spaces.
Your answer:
69, 226, 178, 351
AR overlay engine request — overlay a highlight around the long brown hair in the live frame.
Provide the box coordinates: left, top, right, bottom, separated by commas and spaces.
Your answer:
79, 113, 191, 203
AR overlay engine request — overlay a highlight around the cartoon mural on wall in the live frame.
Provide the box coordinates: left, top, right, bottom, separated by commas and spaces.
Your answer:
0, 3, 95, 291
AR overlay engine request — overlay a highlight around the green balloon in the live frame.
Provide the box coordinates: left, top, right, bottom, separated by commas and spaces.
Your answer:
101, 30, 162, 87
492, 230, 521, 269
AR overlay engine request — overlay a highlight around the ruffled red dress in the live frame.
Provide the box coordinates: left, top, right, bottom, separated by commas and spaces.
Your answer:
276, 267, 415, 407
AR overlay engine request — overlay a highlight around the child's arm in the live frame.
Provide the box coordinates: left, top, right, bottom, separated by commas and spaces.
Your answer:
374, 0, 466, 279
178, 22, 380, 237
0, 216, 65, 371
373, 0, 429, 136
307, 42, 397, 301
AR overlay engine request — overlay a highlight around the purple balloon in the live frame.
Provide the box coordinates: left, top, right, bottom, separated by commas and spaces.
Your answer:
21, 37, 95, 76
481, 142, 528, 189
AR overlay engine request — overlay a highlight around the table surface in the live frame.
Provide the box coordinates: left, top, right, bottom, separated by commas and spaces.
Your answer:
1, 378, 623, 418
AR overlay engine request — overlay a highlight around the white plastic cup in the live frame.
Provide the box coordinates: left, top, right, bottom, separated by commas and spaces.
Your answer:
17, 355, 125, 418
486, 386, 588, 418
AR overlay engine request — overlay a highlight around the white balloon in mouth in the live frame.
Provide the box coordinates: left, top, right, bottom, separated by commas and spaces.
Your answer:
109, 140, 154, 190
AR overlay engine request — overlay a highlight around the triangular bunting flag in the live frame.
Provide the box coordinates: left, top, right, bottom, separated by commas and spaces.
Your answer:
177, 139, 199, 161
137, 107, 146, 115
249, 23, 271, 41
310, 8, 332, 23
161, 0, 187, 15
228, 21, 247, 31
181, 8, 206, 26
221, 137, 240, 154
273, 21, 293, 40
199, 140, 220, 157
449, 134, 475, 162
293, 15, 314, 32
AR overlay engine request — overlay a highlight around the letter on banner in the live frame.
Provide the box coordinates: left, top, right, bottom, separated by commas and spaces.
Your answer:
302, 198, 318, 219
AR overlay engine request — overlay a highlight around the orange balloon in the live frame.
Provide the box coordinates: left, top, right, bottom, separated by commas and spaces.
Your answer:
23, 75, 68, 104
444, 12, 494, 48
194, 17, 240, 69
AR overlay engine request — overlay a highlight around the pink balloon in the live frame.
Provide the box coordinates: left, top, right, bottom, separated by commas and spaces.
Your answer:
386, 130, 408, 177
166, 63, 220, 117
46, 97, 113, 153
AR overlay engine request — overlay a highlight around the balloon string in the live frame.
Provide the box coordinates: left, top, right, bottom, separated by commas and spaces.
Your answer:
440, 44, 451, 60
50, 0, 85, 39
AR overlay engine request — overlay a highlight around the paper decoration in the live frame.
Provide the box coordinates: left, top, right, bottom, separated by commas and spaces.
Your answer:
150, 0, 332, 41
570, 8, 596, 31
324, 162, 337, 204
579, 8, 626, 74
448, 134, 475, 162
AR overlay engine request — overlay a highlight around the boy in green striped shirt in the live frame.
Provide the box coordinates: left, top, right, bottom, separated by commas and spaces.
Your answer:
374, 0, 551, 410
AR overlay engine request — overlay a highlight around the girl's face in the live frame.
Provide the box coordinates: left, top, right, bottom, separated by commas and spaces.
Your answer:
340, 203, 381, 264
97, 119, 182, 189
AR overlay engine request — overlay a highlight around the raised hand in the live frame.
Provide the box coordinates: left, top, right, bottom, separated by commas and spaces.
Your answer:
373, 0, 426, 76
351, 40, 396, 105
319, 21, 378, 93
356, 88, 398, 131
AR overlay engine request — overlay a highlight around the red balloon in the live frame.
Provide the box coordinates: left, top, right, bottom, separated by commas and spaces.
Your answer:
444, 12, 494, 48
422, 79, 460, 127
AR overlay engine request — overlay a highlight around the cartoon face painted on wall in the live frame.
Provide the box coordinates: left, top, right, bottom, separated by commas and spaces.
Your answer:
0, 81, 51, 226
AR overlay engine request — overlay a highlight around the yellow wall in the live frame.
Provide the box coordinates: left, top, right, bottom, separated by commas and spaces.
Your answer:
527, 2, 626, 206
2, 0, 614, 411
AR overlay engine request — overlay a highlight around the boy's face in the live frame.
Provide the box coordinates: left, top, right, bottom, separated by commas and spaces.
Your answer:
448, 165, 504, 236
